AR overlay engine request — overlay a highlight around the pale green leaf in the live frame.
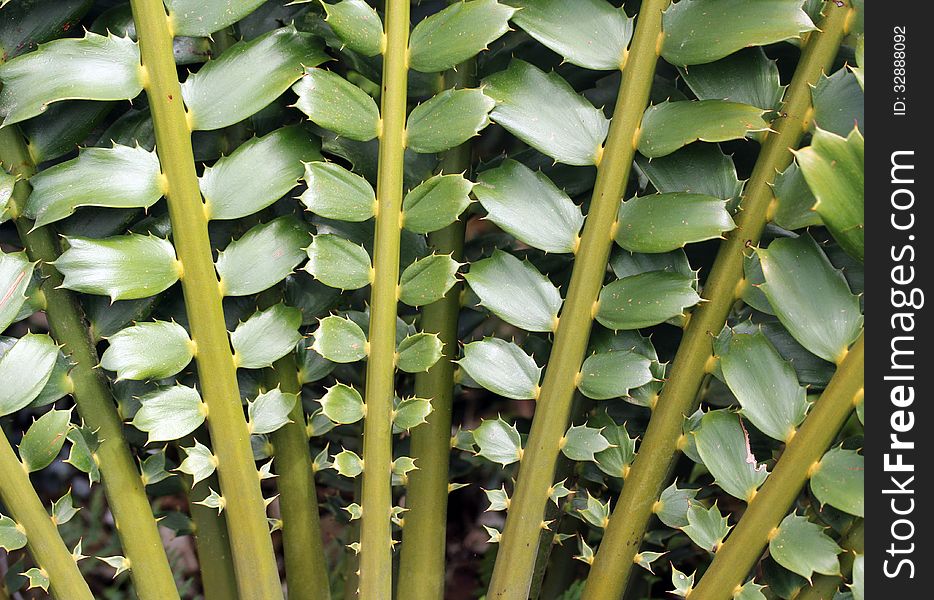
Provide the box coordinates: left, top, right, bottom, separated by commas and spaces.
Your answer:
393, 397, 432, 431
183, 26, 327, 131
406, 89, 494, 154
509, 0, 632, 70
852, 554, 864, 600
639, 100, 769, 158
458, 338, 541, 400
397, 332, 442, 373
166, 0, 267, 37
312, 315, 368, 363
300, 161, 376, 222
231, 304, 303, 369
769, 514, 841, 580
140, 450, 173, 485
22, 568, 49, 591
0, 170, 14, 223
0, 252, 35, 333
810, 447, 864, 517
100, 320, 193, 381
320, 383, 364, 424
578, 350, 654, 400
248, 388, 297, 434
615, 193, 734, 253
65, 426, 100, 484
772, 163, 821, 230
561, 425, 610, 462
756, 235, 862, 363
333, 448, 363, 477
596, 272, 700, 330
577, 491, 610, 528
635, 144, 743, 206
483, 60, 609, 166
662, 0, 815, 66
654, 483, 698, 529
402, 173, 473, 234
399, 253, 459, 307
473, 417, 522, 466
20, 408, 73, 472
24, 144, 162, 228
682, 503, 731, 552
474, 160, 583, 253
56, 234, 180, 301
679, 48, 784, 110
591, 413, 636, 478
694, 410, 768, 501
0, 32, 142, 126
811, 69, 863, 137
465, 250, 562, 331
132, 386, 206, 443
292, 67, 380, 142
202, 126, 321, 220
304, 234, 372, 290
0, 334, 57, 417
323, 0, 383, 57
178, 440, 216, 487
216, 216, 310, 296
0, 515, 26, 552
409, 0, 515, 72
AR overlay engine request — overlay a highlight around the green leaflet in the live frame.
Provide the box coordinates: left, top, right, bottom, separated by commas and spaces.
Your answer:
21, 101, 115, 164
577, 492, 610, 528
297, 341, 336, 384
19, 408, 73, 472
399, 253, 460, 307
682, 503, 731, 552
202, 126, 321, 220
772, 163, 821, 230
402, 173, 473, 234
231, 304, 303, 370
0, 170, 13, 222
140, 451, 172, 485
304, 234, 372, 290
0, 333, 58, 417
615, 193, 734, 253
483, 60, 609, 166
0, 0, 91, 61
810, 447, 864, 517
458, 338, 541, 400
561, 425, 611, 462
301, 161, 376, 222
811, 69, 864, 137
30, 350, 73, 408
166, 0, 267, 37
55, 234, 180, 301
473, 417, 522, 466
508, 0, 632, 71
734, 582, 767, 600
756, 235, 863, 363
323, 0, 383, 57
596, 271, 700, 331
474, 160, 583, 253
465, 250, 562, 332
794, 128, 864, 261
638, 101, 769, 158
852, 36, 864, 89
216, 216, 310, 297
332, 449, 363, 477
769, 514, 841, 580
661, 0, 815, 66
393, 397, 432, 431
0, 251, 34, 331
24, 144, 162, 228
719, 331, 808, 442
635, 144, 744, 206
183, 26, 328, 131
0, 32, 142, 126
591, 413, 636, 478
694, 410, 768, 502
406, 89, 494, 154
132, 385, 206, 443
0, 515, 27, 552
90, 4, 212, 66
179, 440, 216, 487
100, 320, 193, 381
853, 555, 865, 600
655, 483, 698, 529
320, 383, 365, 424
66, 425, 100, 483
311, 315, 368, 363
679, 48, 784, 111
409, 0, 514, 73
248, 389, 297, 434
396, 333, 442, 373
292, 67, 381, 142
577, 350, 654, 400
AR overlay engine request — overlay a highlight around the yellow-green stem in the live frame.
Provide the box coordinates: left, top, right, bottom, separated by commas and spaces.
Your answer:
581, 4, 853, 598
487, 2, 670, 597
0, 126, 180, 600
794, 519, 864, 600
692, 334, 863, 599
359, 0, 409, 597
127, 1, 281, 597
268, 353, 331, 600
0, 432, 93, 600
396, 57, 474, 600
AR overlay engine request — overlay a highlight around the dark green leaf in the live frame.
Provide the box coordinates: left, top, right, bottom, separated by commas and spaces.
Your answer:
216, 216, 310, 296
615, 193, 734, 253
300, 160, 376, 222
406, 89, 494, 154
596, 272, 700, 330
409, 0, 515, 72
292, 67, 380, 142
639, 100, 769, 158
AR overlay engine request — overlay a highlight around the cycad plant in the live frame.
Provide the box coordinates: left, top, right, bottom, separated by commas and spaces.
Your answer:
0, 0, 864, 599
